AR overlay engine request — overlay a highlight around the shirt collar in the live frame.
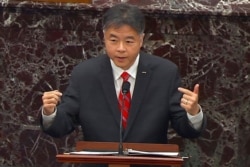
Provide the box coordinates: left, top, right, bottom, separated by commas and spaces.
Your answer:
110, 54, 140, 80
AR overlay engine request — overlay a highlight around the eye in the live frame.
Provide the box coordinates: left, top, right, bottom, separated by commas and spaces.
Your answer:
126, 40, 134, 44
110, 39, 117, 42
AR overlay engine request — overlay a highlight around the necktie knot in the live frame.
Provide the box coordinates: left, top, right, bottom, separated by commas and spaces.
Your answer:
121, 72, 130, 81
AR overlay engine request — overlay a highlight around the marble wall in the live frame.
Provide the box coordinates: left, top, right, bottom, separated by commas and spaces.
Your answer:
0, 0, 249, 167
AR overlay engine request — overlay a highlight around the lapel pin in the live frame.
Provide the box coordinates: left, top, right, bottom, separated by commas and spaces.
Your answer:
142, 71, 147, 74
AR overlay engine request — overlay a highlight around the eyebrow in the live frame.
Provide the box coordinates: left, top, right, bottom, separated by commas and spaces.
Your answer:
109, 33, 136, 40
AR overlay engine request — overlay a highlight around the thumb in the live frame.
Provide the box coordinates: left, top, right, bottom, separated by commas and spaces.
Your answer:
193, 84, 199, 94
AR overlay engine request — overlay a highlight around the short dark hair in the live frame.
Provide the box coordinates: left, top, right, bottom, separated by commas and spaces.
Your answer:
102, 3, 145, 34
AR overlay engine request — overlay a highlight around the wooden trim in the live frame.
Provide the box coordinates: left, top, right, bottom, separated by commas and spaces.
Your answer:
76, 141, 179, 152
56, 154, 184, 166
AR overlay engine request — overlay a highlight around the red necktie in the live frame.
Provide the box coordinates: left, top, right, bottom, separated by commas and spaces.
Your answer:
118, 72, 131, 128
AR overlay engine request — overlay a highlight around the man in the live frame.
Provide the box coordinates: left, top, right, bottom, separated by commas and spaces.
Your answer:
41, 3, 206, 167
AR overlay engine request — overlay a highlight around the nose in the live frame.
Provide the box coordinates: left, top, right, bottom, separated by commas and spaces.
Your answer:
117, 42, 126, 52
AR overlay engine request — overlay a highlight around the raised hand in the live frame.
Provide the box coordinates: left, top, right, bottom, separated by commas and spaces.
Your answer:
178, 84, 200, 115
42, 90, 62, 115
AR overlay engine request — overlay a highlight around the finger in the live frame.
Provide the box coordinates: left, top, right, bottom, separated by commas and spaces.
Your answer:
181, 98, 189, 105
193, 84, 199, 95
42, 91, 62, 106
183, 94, 197, 102
43, 103, 57, 109
54, 90, 62, 94
46, 90, 62, 96
43, 98, 60, 104
53, 90, 62, 102
178, 87, 193, 96
42, 94, 60, 103
43, 91, 62, 99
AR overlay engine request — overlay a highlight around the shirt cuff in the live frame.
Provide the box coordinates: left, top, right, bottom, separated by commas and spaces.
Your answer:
42, 108, 57, 129
187, 105, 204, 130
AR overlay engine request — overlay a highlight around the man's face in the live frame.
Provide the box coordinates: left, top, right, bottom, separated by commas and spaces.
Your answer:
103, 25, 144, 70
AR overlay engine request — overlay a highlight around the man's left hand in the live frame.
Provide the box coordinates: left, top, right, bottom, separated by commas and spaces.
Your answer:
178, 84, 200, 115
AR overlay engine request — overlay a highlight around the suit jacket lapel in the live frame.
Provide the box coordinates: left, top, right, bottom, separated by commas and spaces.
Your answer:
99, 56, 121, 127
124, 53, 152, 139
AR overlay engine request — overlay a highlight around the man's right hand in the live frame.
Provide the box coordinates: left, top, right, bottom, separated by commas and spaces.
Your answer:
42, 90, 62, 115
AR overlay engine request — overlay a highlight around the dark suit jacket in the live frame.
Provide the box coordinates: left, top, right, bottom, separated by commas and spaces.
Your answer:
42, 52, 206, 167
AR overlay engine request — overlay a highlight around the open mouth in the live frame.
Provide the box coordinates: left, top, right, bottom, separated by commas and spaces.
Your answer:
116, 56, 127, 61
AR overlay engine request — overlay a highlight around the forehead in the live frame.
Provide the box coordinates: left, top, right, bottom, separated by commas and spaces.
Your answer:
104, 24, 140, 37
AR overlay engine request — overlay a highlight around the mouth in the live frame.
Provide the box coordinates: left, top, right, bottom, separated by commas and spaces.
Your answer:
116, 56, 127, 61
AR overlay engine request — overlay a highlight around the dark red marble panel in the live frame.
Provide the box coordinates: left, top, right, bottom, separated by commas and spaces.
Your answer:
0, 1, 249, 167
